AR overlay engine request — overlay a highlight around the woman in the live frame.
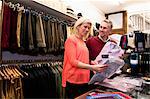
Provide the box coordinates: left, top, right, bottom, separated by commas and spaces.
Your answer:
62, 17, 108, 98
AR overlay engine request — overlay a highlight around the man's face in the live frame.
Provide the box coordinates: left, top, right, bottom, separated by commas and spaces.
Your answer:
99, 21, 111, 38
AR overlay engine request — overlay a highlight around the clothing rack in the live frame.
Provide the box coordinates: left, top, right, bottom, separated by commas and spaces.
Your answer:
5, 0, 77, 22
2, 59, 63, 65
0, 1, 65, 98
1, 0, 67, 64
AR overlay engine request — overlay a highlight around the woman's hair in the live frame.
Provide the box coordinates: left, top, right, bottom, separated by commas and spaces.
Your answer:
73, 17, 92, 34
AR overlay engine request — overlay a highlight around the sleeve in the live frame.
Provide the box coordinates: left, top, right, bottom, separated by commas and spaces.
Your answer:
65, 38, 79, 67
86, 37, 91, 50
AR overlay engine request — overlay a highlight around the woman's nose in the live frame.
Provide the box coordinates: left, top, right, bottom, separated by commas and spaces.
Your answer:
86, 28, 90, 31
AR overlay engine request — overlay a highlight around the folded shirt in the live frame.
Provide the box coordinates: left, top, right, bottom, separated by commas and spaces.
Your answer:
88, 58, 125, 84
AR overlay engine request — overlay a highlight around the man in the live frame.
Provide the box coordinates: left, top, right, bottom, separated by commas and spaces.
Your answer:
86, 19, 113, 62
86, 19, 113, 78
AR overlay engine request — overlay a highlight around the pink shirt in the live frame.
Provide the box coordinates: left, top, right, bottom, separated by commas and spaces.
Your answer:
62, 35, 90, 87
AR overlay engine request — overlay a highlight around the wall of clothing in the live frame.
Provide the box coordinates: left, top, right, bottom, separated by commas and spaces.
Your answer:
120, 31, 150, 75
0, 65, 25, 99
0, 61, 63, 99
0, 0, 76, 99
1, 1, 68, 55
20, 61, 63, 98
120, 31, 150, 52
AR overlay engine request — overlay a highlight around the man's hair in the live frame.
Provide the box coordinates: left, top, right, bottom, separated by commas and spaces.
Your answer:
103, 19, 113, 29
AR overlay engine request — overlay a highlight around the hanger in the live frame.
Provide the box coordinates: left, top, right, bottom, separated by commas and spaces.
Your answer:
13, 66, 24, 78
129, 32, 133, 37
0, 69, 6, 79
8, 2, 16, 11
11, 66, 20, 78
17, 6, 24, 12
4, 66, 14, 79
1, 67, 10, 80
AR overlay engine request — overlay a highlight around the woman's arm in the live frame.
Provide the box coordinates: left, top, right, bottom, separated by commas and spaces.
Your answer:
77, 61, 108, 72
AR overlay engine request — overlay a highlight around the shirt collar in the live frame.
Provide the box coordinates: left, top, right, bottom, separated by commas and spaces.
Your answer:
98, 35, 110, 42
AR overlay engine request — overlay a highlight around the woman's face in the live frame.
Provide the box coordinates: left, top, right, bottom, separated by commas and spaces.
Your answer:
77, 22, 91, 37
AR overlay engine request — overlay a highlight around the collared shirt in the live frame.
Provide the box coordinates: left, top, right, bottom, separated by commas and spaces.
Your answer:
98, 35, 110, 43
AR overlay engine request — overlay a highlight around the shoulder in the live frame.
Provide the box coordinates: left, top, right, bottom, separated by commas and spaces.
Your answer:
65, 35, 77, 44
86, 36, 98, 42
86, 36, 99, 44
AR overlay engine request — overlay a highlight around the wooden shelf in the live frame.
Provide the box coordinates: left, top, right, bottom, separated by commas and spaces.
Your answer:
6, 0, 77, 22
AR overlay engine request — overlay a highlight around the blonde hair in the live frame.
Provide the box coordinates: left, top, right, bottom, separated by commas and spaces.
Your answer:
73, 17, 92, 39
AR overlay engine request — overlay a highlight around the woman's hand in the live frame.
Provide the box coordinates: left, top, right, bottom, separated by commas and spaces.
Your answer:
92, 64, 108, 72
91, 60, 98, 65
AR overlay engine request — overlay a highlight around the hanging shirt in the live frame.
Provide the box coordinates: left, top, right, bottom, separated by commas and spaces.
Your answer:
145, 33, 150, 48
127, 33, 135, 48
